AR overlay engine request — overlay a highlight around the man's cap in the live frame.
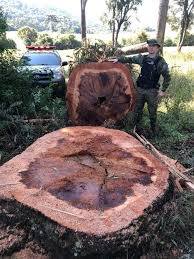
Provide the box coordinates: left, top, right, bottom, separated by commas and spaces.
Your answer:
147, 39, 160, 47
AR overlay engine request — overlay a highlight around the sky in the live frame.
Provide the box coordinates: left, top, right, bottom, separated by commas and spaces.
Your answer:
20, 0, 160, 29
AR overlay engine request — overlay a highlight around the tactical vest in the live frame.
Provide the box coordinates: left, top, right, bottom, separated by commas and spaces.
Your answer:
136, 55, 161, 89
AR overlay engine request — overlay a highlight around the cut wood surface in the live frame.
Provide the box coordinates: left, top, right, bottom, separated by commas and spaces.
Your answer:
0, 127, 172, 258
66, 62, 136, 126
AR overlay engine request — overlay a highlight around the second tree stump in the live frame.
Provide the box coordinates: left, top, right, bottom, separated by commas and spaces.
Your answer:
66, 62, 136, 125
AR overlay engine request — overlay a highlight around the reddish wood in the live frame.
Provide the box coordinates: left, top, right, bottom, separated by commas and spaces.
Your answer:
0, 127, 171, 257
66, 62, 136, 126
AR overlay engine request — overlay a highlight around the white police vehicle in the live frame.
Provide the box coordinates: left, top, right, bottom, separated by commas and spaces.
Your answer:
21, 46, 68, 97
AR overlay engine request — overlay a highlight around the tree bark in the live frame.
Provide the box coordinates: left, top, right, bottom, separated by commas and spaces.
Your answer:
118, 42, 148, 55
156, 0, 170, 54
81, 0, 87, 42
115, 22, 122, 47
112, 7, 116, 47
0, 127, 173, 258
177, 0, 189, 52
66, 62, 136, 126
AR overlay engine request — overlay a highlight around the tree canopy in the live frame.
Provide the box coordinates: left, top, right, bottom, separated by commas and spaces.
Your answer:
168, 0, 194, 51
102, 0, 142, 46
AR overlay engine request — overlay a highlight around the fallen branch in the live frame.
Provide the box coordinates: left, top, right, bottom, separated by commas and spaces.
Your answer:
133, 129, 194, 192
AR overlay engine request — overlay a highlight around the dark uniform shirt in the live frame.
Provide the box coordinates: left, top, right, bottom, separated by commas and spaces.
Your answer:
118, 54, 171, 92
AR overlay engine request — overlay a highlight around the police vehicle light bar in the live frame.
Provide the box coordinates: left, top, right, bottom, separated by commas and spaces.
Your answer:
26, 46, 56, 50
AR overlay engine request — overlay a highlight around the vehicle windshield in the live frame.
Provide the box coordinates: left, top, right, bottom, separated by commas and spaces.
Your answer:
21, 53, 61, 66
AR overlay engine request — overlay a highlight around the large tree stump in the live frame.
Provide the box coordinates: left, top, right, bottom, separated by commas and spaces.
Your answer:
0, 127, 172, 258
66, 62, 136, 126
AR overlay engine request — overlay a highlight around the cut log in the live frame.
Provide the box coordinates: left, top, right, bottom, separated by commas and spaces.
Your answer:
0, 127, 172, 258
66, 62, 136, 126
117, 42, 148, 55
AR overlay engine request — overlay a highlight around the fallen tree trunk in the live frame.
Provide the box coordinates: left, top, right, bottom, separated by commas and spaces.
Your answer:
66, 62, 136, 126
117, 42, 148, 55
0, 127, 173, 258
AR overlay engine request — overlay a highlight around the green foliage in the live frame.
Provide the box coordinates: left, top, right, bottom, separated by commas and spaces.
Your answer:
0, 8, 7, 36
0, 9, 16, 51
120, 31, 148, 46
0, 7, 15, 52
102, 0, 142, 46
182, 32, 194, 46
36, 33, 54, 46
54, 34, 81, 50
0, 37, 16, 50
1, 0, 80, 32
0, 88, 66, 164
72, 40, 116, 65
168, 0, 194, 32
0, 31, 66, 165
17, 26, 38, 45
0, 50, 33, 106
163, 70, 194, 116
168, 0, 194, 50
164, 38, 176, 47
33, 33, 81, 49
136, 31, 148, 42
143, 191, 194, 258
173, 32, 194, 46
0, 57, 66, 164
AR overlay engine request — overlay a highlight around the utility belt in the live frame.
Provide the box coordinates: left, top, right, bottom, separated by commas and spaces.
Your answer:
136, 80, 159, 90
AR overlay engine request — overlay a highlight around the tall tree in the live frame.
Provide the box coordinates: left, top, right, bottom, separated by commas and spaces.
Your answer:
81, 0, 88, 42
156, 0, 170, 53
168, 0, 194, 52
177, 0, 194, 51
102, 0, 142, 47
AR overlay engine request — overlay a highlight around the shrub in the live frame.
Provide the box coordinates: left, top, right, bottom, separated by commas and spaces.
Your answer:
0, 8, 7, 37
54, 34, 81, 50
137, 31, 148, 43
164, 38, 176, 47
36, 33, 54, 46
17, 26, 38, 45
0, 7, 66, 165
0, 37, 16, 50
174, 32, 194, 47
183, 33, 194, 46
0, 50, 66, 165
0, 50, 33, 107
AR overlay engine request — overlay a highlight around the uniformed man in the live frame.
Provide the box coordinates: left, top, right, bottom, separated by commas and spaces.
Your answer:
109, 39, 171, 136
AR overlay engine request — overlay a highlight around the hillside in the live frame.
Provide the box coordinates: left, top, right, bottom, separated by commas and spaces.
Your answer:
0, 0, 81, 32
